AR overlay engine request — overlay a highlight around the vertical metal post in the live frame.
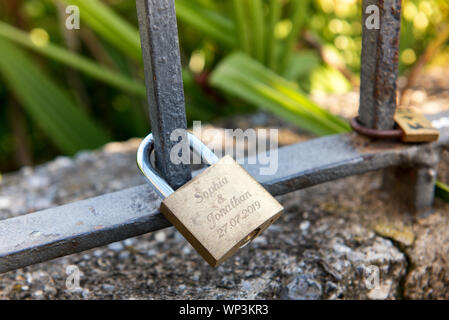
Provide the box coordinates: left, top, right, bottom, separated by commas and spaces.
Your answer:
358, 0, 438, 216
359, 0, 402, 130
136, 0, 191, 189
382, 149, 440, 217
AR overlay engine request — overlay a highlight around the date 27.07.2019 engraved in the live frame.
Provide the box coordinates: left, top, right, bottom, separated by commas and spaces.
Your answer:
206, 191, 262, 239
214, 200, 261, 239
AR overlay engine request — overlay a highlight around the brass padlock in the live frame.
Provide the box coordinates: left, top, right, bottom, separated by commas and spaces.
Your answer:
394, 108, 439, 143
137, 132, 283, 267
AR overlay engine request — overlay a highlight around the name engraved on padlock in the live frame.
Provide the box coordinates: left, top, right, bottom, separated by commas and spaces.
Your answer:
160, 155, 283, 267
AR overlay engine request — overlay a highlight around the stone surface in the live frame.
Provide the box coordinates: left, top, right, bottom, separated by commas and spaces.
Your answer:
2, 136, 447, 299
403, 199, 449, 299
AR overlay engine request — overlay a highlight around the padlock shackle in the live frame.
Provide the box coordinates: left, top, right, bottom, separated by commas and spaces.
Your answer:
137, 132, 219, 199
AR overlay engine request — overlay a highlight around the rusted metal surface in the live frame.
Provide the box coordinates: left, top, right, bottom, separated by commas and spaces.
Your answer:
136, 0, 191, 189
1, 111, 448, 274
359, 0, 402, 130
356, 1, 436, 216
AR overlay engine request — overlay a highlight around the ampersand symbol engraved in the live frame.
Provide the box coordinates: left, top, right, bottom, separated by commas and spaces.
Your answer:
217, 194, 226, 204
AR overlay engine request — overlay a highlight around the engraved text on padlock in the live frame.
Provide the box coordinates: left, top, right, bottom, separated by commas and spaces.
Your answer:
137, 133, 283, 267
161, 155, 283, 267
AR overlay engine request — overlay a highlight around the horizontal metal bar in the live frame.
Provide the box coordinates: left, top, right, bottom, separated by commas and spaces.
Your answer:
0, 186, 170, 274
1, 111, 449, 273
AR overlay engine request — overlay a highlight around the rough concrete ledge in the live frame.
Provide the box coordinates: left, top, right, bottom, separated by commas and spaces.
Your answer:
1, 134, 448, 299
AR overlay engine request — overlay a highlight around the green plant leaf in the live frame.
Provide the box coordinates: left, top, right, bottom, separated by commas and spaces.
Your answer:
232, 0, 251, 54
266, 0, 282, 69
0, 22, 209, 130
176, 0, 236, 48
310, 65, 352, 94
0, 38, 110, 155
247, 0, 266, 63
0, 21, 147, 97
436, 180, 449, 203
63, 0, 142, 59
56, 0, 225, 122
283, 51, 321, 82
279, 0, 310, 73
210, 53, 351, 136
65, 0, 237, 54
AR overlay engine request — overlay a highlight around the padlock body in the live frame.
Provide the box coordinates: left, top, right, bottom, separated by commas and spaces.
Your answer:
394, 108, 439, 142
160, 155, 283, 267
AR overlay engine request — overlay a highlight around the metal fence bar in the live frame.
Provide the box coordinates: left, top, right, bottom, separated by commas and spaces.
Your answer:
136, 0, 191, 189
358, 0, 402, 130
357, 1, 436, 215
1, 111, 448, 274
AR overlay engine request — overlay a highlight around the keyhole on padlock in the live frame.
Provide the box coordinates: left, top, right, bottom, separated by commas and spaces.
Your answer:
239, 227, 262, 248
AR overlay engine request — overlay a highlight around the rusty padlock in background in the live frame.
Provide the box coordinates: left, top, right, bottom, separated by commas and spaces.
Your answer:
137, 132, 283, 267
394, 108, 440, 143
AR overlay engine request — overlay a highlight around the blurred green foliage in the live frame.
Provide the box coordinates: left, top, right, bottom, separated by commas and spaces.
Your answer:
0, 0, 448, 174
